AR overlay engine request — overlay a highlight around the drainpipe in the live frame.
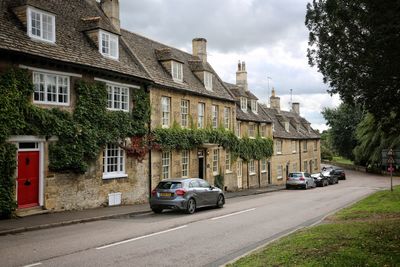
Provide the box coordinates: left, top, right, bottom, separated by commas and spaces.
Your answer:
247, 162, 250, 188
146, 85, 152, 200
258, 159, 261, 188
299, 140, 302, 171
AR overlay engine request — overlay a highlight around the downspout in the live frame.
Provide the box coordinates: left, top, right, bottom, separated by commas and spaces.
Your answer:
299, 140, 302, 171
247, 162, 250, 189
258, 159, 261, 188
146, 85, 152, 200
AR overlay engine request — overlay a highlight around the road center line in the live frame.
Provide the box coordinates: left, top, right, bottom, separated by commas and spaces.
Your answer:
96, 225, 188, 250
23, 263, 42, 267
210, 208, 256, 221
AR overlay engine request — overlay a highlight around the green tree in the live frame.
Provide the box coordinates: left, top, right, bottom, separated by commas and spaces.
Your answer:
306, 0, 400, 121
322, 103, 363, 160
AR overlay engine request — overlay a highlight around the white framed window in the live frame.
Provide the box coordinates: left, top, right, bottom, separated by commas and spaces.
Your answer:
292, 140, 297, 153
33, 72, 69, 105
106, 84, 129, 111
236, 122, 241, 138
303, 141, 308, 152
303, 160, 308, 172
285, 122, 290, 132
212, 149, 219, 174
161, 96, 171, 128
162, 151, 171, 179
251, 100, 258, 113
240, 97, 247, 111
260, 125, 266, 137
103, 144, 126, 179
276, 140, 282, 154
212, 105, 219, 129
198, 103, 205, 128
181, 99, 189, 128
248, 124, 255, 138
99, 30, 119, 60
261, 158, 267, 172
237, 160, 243, 178
277, 165, 283, 179
292, 163, 297, 172
314, 159, 318, 170
224, 107, 230, 129
225, 151, 231, 172
182, 150, 189, 177
204, 72, 213, 91
27, 7, 55, 43
249, 159, 255, 175
172, 61, 183, 82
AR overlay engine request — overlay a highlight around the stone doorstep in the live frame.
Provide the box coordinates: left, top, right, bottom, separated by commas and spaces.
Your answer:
15, 206, 49, 217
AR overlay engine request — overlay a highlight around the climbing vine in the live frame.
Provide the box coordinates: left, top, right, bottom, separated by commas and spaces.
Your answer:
153, 126, 273, 161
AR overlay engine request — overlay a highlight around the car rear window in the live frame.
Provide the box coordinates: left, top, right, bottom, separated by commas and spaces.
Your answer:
289, 173, 302, 178
157, 181, 182, 189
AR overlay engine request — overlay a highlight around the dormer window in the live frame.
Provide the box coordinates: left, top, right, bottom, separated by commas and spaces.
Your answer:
251, 100, 258, 113
27, 7, 55, 43
172, 61, 183, 82
99, 30, 119, 60
240, 97, 247, 111
285, 122, 290, 132
204, 72, 213, 91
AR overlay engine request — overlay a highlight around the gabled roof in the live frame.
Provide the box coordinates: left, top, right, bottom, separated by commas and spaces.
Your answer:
260, 105, 320, 139
224, 82, 258, 100
121, 29, 235, 102
0, 0, 151, 81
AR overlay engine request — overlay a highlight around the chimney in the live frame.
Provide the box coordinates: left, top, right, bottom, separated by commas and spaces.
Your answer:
292, 102, 300, 114
192, 38, 207, 63
236, 60, 248, 91
270, 88, 280, 111
101, 0, 120, 33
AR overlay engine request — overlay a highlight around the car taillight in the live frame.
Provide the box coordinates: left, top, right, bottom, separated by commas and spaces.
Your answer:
175, 189, 187, 196
151, 189, 157, 196
299, 177, 305, 181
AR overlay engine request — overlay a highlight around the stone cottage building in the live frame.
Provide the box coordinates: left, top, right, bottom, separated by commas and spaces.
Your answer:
0, 0, 154, 212
224, 61, 274, 189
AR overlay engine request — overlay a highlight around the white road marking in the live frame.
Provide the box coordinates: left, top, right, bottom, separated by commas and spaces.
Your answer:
22, 263, 42, 267
210, 208, 256, 221
96, 225, 188, 250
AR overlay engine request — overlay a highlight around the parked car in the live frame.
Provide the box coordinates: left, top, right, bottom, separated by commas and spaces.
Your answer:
311, 172, 329, 187
150, 178, 225, 214
286, 172, 316, 189
322, 170, 339, 184
332, 169, 346, 180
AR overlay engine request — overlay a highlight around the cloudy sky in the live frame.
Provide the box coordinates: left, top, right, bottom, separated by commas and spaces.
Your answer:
120, 0, 341, 131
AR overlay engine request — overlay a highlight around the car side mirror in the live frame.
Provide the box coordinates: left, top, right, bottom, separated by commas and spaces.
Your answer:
209, 185, 215, 190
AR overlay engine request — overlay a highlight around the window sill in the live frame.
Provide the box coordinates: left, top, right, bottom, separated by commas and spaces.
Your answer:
249, 137, 256, 139
277, 176, 283, 180
107, 108, 129, 113
225, 170, 233, 174
33, 101, 70, 107
261, 170, 267, 173
102, 173, 128, 180
162, 125, 170, 129
213, 172, 219, 176
249, 172, 256, 176
277, 152, 282, 155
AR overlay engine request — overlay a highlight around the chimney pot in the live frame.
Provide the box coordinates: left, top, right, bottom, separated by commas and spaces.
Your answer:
292, 102, 300, 114
270, 87, 280, 111
236, 60, 248, 91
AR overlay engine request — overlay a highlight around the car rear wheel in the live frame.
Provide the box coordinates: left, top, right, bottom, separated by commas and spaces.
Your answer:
216, 194, 225, 208
304, 183, 308, 190
186, 198, 196, 214
152, 208, 163, 214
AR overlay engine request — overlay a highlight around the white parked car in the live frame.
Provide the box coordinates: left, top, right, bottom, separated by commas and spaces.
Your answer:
286, 172, 316, 189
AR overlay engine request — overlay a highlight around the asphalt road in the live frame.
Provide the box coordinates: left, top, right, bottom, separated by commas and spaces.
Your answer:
1, 170, 399, 267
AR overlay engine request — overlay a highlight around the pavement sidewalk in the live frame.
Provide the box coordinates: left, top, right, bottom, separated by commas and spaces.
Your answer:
0, 185, 285, 236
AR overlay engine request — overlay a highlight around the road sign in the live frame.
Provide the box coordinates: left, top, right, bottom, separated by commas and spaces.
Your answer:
388, 166, 395, 172
382, 149, 400, 165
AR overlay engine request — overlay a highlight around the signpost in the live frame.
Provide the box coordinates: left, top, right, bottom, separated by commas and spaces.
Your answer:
382, 149, 399, 192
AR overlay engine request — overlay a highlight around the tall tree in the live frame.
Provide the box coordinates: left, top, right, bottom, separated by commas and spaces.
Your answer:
322, 103, 363, 160
306, 0, 400, 121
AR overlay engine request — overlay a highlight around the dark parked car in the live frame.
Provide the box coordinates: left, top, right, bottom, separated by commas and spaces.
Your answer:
332, 169, 346, 180
311, 172, 329, 187
150, 178, 225, 214
322, 170, 339, 185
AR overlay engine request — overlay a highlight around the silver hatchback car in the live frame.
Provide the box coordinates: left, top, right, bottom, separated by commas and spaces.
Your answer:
150, 178, 225, 214
286, 172, 316, 189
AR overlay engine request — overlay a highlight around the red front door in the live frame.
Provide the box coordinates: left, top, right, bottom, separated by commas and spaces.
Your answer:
17, 151, 40, 208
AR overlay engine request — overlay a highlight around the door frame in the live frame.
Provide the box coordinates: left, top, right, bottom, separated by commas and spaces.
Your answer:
8, 136, 45, 208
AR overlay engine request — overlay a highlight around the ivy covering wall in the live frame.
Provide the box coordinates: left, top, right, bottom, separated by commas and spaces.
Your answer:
154, 126, 273, 161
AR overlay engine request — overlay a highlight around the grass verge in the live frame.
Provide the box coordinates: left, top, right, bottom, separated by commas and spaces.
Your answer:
228, 186, 400, 267
332, 156, 354, 165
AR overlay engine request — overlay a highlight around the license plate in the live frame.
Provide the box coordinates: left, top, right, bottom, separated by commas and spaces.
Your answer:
160, 192, 171, 197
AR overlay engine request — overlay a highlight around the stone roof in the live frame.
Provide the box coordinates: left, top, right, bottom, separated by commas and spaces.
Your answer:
260, 105, 320, 140
224, 82, 258, 100
121, 29, 235, 102
0, 0, 151, 81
